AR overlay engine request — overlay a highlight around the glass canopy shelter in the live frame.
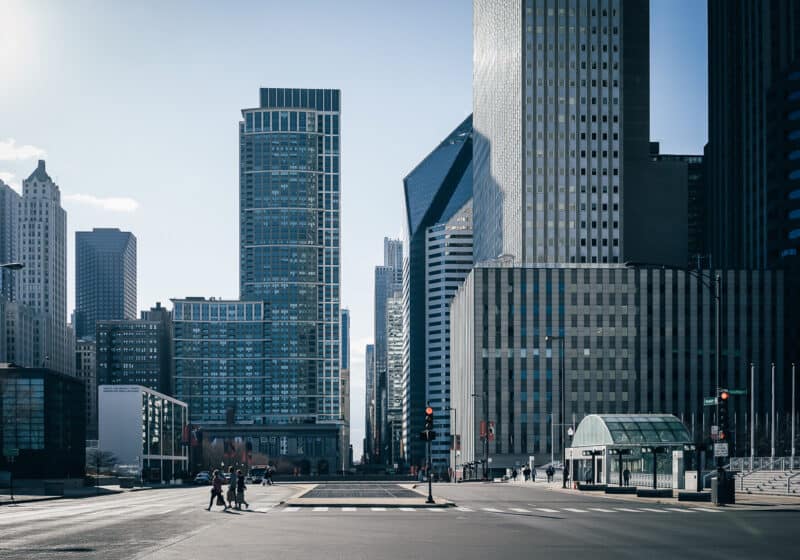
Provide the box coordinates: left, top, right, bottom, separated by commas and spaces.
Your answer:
565, 414, 692, 488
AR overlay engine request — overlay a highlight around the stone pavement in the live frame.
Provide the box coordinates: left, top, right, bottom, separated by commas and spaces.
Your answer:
286, 482, 454, 507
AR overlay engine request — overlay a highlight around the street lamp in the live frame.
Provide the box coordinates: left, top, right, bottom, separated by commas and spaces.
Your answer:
545, 334, 568, 488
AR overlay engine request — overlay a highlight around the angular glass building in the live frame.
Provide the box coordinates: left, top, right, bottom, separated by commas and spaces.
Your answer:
402, 114, 472, 469
75, 228, 137, 339
239, 88, 341, 425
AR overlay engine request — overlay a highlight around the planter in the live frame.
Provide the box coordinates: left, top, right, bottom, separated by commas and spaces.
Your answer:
636, 488, 673, 498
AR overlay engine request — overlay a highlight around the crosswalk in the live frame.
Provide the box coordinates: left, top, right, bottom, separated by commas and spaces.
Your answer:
271, 504, 726, 516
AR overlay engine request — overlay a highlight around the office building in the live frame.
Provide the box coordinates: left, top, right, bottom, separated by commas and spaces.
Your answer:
75, 228, 137, 339
16, 160, 73, 375
340, 308, 350, 470
172, 297, 340, 474
0, 181, 20, 302
384, 238, 404, 287
96, 303, 172, 394
450, 264, 785, 473
98, 385, 188, 483
402, 114, 472, 468
425, 201, 473, 471
0, 364, 85, 478
649, 142, 704, 266
364, 343, 376, 462
239, 87, 342, 428
385, 292, 403, 465
472, 0, 683, 268
373, 264, 395, 463
75, 338, 97, 439
707, 0, 800, 270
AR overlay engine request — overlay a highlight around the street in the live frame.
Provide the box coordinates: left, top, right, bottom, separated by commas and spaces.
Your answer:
1, 482, 799, 559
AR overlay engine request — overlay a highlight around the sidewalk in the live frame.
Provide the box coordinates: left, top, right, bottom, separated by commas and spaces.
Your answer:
0, 484, 161, 506
504, 477, 800, 510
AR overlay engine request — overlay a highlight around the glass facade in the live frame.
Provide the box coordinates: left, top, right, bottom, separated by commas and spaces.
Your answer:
0, 365, 85, 478
239, 88, 341, 424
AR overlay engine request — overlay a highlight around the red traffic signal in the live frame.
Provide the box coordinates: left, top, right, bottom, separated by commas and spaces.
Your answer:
425, 407, 434, 415
720, 391, 729, 400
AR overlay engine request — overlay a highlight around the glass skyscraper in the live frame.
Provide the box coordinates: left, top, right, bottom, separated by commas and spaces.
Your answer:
239, 88, 342, 424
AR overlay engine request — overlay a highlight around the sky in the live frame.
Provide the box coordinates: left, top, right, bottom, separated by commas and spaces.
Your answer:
0, 0, 707, 461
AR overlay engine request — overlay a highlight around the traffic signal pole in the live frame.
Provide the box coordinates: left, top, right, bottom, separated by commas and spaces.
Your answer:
426, 437, 434, 504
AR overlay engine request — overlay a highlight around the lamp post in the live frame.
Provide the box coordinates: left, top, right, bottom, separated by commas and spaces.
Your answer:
545, 334, 567, 488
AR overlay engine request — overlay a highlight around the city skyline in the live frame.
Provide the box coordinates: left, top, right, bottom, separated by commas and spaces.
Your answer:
0, 0, 707, 460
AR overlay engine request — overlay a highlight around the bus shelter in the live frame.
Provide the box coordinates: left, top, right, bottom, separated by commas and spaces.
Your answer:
565, 414, 691, 488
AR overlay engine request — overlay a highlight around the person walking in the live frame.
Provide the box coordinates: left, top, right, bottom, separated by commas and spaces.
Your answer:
623, 467, 631, 486
531, 465, 536, 483
266, 465, 275, 486
226, 466, 237, 508
235, 469, 249, 510
207, 470, 227, 511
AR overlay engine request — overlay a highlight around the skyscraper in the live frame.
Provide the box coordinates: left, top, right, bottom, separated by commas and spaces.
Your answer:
75, 338, 97, 439
340, 308, 351, 470
373, 264, 395, 462
472, 0, 682, 268
239, 88, 342, 426
0, 181, 20, 302
75, 228, 137, 339
16, 160, 73, 375
364, 343, 376, 462
707, 0, 800, 270
384, 238, 403, 287
425, 201, 473, 471
402, 114, 472, 468
385, 292, 404, 465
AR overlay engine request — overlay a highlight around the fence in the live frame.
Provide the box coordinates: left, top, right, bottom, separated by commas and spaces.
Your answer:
729, 456, 800, 472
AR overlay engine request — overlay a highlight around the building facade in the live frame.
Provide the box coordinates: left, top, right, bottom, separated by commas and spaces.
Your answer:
385, 292, 404, 465
364, 343, 376, 462
707, 0, 800, 270
96, 303, 172, 394
450, 264, 785, 473
474, 0, 675, 267
98, 385, 188, 483
0, 181, 20, 302
15, 161, 73, 375
425, 200, 474, 471
75, 228, 137, 339
172, 297, 341, 474
239, 88, 342, 427
75, 338, 97, 439
402, 114, 472, 468
0, 364, 85, 478
340, 308, 350, 470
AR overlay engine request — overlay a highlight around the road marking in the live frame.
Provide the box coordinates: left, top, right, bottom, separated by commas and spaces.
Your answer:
455, 507, 473, 512
370, 507, 386, 512
342, 507, 357, 512
563, 508, 588, 513
312, 507, 329, 512
535, 508, 560, 513
482, 507, 503, 513
638, 508, 668, 513
510, 508, 531, 513
613, 508, 640, 512
694, 507, 724, 513
666, 508, 695, 513
588, 508, 616, 513
399, 508, 416, 512
282, 507, 300, 512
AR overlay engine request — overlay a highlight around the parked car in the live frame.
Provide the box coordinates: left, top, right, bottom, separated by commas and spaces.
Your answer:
193, 471, 211, 485
246, 466, 266, 484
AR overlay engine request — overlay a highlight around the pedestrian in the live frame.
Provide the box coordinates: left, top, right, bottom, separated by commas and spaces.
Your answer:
226, 466, 237, 508
235, 469, 249, 510
546, 465, 554, 482
207, 470, 227, 511
267, 465, 275, 485
523, 466, 530, 481
511, 468, 518, 481
531, 466, 536, 483
623, 467, 631, 486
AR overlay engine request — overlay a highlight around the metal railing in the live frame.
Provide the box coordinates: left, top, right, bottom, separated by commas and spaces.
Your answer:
787, 472, 800, 494
627, 472, 672, 489
729, 457, 800, 473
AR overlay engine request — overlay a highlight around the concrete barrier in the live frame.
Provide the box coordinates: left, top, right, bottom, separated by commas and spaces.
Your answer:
577, 483, 608, 491
605, 486, 637, 494
636, 488, 673, 498
677, 491, 711, 502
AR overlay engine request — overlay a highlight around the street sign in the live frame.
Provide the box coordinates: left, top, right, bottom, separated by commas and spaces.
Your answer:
704, 397, 718, 406
2, 448, 18, 457
727, 389, 747, 395
714, 443, 729, 458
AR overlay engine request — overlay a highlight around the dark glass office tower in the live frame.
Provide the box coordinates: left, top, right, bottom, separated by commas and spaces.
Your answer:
75, 228, 137, 339
402, 114, 472, 468
239, 88, 341, 425
707, 0, 800, 269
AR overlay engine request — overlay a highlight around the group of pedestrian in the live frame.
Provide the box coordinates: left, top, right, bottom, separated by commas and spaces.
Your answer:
207, 467, 249, 512
262, 465, 276, 486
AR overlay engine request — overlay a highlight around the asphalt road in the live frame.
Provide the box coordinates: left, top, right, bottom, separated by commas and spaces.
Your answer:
1, 482, 798, 559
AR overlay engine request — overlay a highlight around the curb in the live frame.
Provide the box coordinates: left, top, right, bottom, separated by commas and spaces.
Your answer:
1, 496, 62, 506
284, 502, 455, 509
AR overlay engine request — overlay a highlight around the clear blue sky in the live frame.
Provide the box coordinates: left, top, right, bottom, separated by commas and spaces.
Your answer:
0, 0, 706, 460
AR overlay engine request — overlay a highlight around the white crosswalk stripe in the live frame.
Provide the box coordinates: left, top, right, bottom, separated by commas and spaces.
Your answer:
282, 507, 300, 512
614, 508, 640, 512
563, 508, 589, 513
370, 507, 386, 512
342, 507, 357, 512
482, 507, 504, 513
455, 507, 473, 512
510, 508, 530, 513
694, 507, 724, 513
312, 507, 329, 512
666, 508, 695, 513
588, 508, 616, 513
400, 507, 417, 512
638, 508, 669, 513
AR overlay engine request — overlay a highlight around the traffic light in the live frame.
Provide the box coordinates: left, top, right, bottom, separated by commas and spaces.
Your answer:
425, 407, 434, 431
718, 391, 729, 440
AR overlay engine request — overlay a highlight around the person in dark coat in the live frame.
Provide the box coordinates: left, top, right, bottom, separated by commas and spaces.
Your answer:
207, 470, 227, 511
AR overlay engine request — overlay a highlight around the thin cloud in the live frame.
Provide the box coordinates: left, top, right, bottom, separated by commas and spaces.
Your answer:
0, 171, 21, 193
64, 193, 140, 213
0, 139, 46, 161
